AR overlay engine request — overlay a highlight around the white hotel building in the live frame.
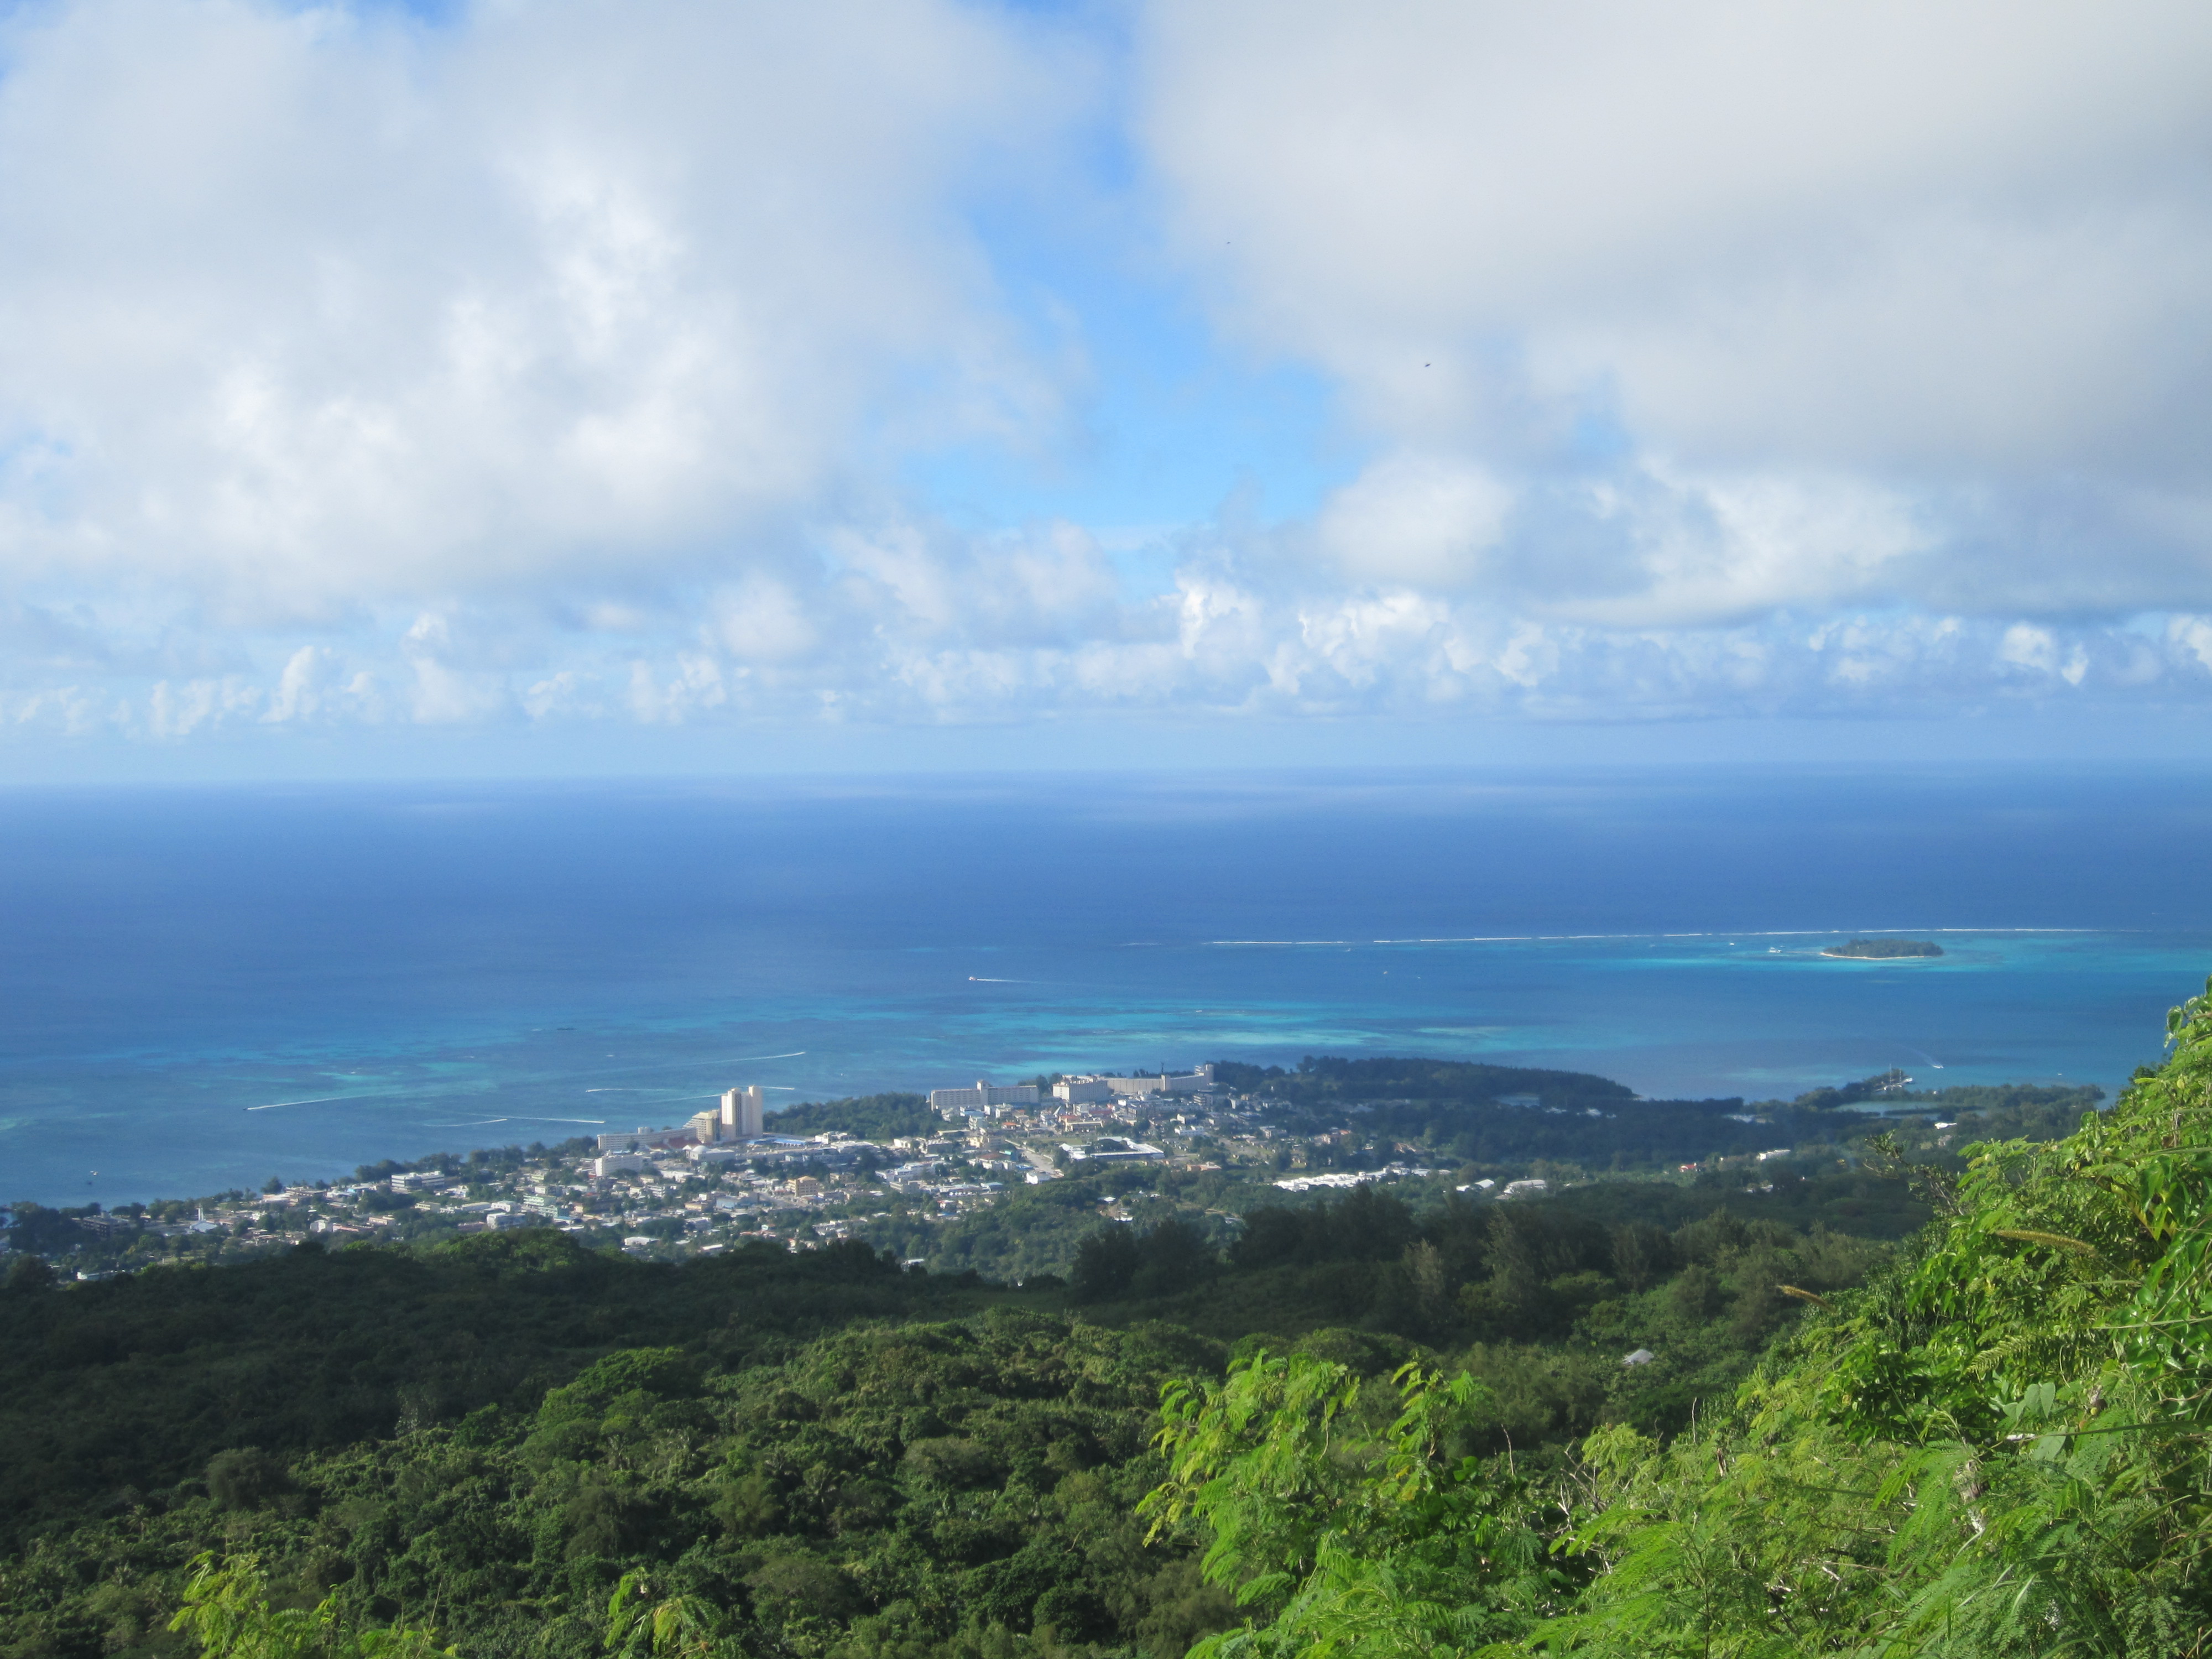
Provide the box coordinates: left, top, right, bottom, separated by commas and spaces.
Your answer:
927, 1081, 1041, 1115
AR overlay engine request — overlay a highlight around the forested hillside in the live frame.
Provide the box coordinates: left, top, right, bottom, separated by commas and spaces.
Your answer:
0, 1188, 1870, 1659
4, 984, 2200, 1659
1154, 985, 2212, 1656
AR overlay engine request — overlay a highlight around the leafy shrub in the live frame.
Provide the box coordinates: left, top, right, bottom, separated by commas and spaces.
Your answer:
204, 1449, 289, 1512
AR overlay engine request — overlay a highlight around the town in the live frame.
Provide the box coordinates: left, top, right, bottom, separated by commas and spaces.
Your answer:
4, 1058, 2046, 1280
8, 1065, 1379, 1274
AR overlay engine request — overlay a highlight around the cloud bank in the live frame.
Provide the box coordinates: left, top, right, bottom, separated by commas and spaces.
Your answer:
6, 0, 2212, 749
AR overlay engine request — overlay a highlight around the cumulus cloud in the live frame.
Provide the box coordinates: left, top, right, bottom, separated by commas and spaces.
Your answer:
1317, 455, 1512, 588
0, 0, 1069, 618
6, 0, 2212, 749
1137, 0, 2212, 625
19, 515, 2212, 742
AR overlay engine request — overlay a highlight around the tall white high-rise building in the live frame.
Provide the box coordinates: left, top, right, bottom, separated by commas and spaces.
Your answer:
722, 1084, 765, 1138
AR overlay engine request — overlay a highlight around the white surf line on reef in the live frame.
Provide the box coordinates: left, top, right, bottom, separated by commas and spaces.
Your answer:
251, 1051, 813, 1112
1208, 926, 2110, 946
249, 1085, 588, 1113
244, 1037, 822, 1123
246, 1094, 375, 1112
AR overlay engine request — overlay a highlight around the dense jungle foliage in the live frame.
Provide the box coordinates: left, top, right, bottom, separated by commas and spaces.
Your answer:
761, 1098, 939, 1143
5, 997, 2194, 1659
1152, 985, 2212, 1657
1206, 1061, 1635, 1109
2, 1183, 1892, 1658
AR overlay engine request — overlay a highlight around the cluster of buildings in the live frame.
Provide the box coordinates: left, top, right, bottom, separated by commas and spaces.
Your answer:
929, 1065, 1222, 1120
1271, 1163, 1441, 1193
568, 1068, 1236, 1214
19, 1051, 1636, 1281
588, 1070, 1227, 1177
570, 1075, 1034, 1234
589, 1086, 772, 1177
693, 1084, 768, 1143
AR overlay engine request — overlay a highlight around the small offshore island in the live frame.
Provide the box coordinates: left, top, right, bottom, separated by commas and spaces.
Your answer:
1823, 937, 1944, 959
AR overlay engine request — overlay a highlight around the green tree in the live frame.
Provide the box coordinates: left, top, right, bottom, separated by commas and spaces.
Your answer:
169, 1555, 448, 1659
605, 1571, 728, 1659
1141, 1353, 1562, 1658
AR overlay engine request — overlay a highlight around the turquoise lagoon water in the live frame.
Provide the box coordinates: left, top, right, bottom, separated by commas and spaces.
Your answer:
3, 766, 2210, 1206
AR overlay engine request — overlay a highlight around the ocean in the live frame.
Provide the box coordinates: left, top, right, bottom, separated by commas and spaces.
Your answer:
4, 764, 2210, 1208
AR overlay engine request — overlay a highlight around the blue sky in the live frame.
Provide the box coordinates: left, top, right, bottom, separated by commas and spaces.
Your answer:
4, 0, 2212, 776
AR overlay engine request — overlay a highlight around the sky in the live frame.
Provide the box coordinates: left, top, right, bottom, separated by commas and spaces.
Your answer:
5, 0, 2212, 776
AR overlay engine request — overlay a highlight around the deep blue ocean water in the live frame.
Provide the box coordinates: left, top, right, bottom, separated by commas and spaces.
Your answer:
6, 765, 2212, 1208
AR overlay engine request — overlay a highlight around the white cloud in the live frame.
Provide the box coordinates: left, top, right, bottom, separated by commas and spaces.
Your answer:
828, 517, 1128, 649
1999, 623, 2061, 675
264, 645, 330, 723
711, 576, 819, 666
1136, 0, 2212, 623
147, 676, 260, 738
401, 612, 508, 724
0, 0, 1072, 618
1317, 455, 1512, 588
23, 527, 2212, 738
7, 0, 2212, 752
626, 652, 727, 724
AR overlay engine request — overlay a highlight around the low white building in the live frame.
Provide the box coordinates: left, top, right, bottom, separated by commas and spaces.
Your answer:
1061, 1138, 1165, 1165
1272, 1165, 1436, 1193
591, 1152, 651, 1178
928, 1080, 1041, 1114
596, 1127, 693, 1154
1054, 1065, 1217, 1101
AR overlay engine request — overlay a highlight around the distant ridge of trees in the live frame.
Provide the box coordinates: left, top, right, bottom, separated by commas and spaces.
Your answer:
1209, 1055, 1636, 1104
1824, 936, 1943, 958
